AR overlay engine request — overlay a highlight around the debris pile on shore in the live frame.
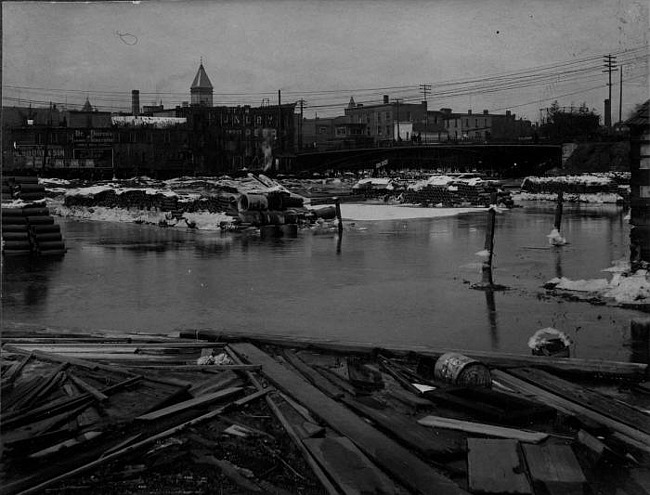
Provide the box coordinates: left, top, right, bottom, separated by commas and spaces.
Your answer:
515, 173, 629, 204
2, 327, 649, 494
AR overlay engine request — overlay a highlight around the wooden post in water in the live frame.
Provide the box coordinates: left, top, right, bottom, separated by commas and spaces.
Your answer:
554, 191, 564, 232
480, 193, 498, 287
335, 197, 343, 254
334, 197, 343, 235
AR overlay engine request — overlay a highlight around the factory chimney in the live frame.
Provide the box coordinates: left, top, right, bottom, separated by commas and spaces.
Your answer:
132, 90, 140, 116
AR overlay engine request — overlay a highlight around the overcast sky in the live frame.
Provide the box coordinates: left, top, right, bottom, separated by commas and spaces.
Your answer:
3, 0, 648, 122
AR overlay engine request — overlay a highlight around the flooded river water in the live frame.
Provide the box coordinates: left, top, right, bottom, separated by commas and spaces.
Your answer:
2, 202, 646, 362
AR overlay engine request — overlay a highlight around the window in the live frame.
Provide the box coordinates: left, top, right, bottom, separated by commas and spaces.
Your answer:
386, 126, 390, 136
377, 126, 382, 135
465, 119, 469, 127
475, 119, 478, 127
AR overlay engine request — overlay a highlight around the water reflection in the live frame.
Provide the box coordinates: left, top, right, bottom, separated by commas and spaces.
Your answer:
484, 288, 499, 348
2, 255, 64, 307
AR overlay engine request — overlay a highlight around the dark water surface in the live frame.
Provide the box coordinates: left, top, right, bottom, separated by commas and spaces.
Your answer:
2, 203, 646, 361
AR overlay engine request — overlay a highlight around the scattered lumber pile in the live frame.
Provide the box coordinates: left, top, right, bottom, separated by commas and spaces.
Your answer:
2, 329, 650, 495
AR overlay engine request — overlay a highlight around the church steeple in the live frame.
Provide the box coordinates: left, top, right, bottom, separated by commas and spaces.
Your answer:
81, 97, 93, 112
190, 61, 214, 107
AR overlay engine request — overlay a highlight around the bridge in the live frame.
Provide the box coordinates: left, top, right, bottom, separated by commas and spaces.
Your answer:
289, 143, 562, 177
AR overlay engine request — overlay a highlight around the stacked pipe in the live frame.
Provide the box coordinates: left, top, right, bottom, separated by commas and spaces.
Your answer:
7, 176, 46, 202
26, 207, 66, 256
1, 208, 32, 255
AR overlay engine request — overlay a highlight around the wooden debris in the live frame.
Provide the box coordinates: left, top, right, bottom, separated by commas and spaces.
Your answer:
417, 415, 548, 443
492, 369, 650, 447
29, 431, 103, 459
230, 343, 468, 495
283, 350, 345, 399
387, 387, 433, 410
304, 436, 408, 495
66, 372, 109, 401
342, 396, 466, 460
224, 345, 340, 495
10, 389, 270, 495
423, 386, 555, 424
313, 364, 359, 395
136, 386, 243, 421
522, 443, 587, 495
467, 438, 532, 494
194, 455, 263, 492
347, 357, 384, 391
507, 368, 650, 435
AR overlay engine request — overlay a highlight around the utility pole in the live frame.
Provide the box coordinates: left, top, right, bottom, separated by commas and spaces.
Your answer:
298, 99, 305, 150
603, 54, 618, 128
420, 83, 431, 132
619, 65, 623, 124
277, 89, 282, 154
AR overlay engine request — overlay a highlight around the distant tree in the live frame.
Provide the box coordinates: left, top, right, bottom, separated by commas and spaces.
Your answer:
539, 101, 601, 141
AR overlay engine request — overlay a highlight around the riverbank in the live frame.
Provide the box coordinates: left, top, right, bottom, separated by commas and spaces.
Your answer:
2, 325, 649, 494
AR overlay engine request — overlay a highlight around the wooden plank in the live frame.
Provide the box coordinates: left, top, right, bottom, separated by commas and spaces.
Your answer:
136, 386, 243, 421
185, 330, 648, 379
417, 415, 548, 443
507, 367, 650, 435
522, 443, 587, 495
230, 342, 468, 495
126, 364, 261, 371
467, 438, 532, 494
66, 373, 108, 401
2, 352, 33, 383
313, 365, 359, 396
491, 370, 650, 447
304, 436, 407, 495
283, 350, 344, 399
341, 396, 466, 460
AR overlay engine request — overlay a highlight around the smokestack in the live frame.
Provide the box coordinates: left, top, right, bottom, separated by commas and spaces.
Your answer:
132, 90, 140, 116
383, 95, 389, 104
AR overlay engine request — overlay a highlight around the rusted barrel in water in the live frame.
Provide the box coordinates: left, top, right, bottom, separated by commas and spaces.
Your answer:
238, 194, 268, 212
260, 225, 280, 238
434, 352, 492, 388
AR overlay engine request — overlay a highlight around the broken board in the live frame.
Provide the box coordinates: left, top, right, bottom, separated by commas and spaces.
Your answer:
467, 438, 532, 494
522, 443, 587, 495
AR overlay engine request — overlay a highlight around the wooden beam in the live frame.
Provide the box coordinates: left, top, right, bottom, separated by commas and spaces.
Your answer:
66, 373, 109, 401
417, 415, 548, 443
230, 342, 468, 495
303, 436, 406, 495
507, 367, 650, 435
467, 438, 532, 494
491, 370, 650, 447
283, 350, 344, 399
136, 387, 243, 421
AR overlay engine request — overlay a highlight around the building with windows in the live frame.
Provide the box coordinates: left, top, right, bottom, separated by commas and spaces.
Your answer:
344, 95, 427, 144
